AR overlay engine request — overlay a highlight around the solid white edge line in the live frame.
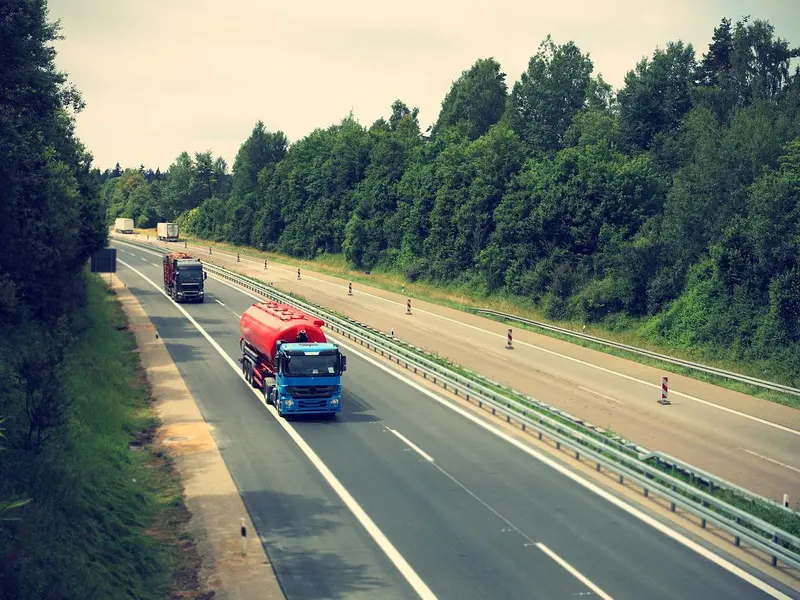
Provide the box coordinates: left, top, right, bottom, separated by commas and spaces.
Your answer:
112, 238, 800, 438
116, 259, 439, 600
578, 386, 624, 405
319, 339, 792, 600
739, 448, 800, 475
536, 542, 614, 600
215, 299, 226, 307
389, 429, 435, 462
121, 250, 793, 599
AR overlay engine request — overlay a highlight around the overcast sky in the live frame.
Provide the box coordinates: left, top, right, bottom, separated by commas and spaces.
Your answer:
48, 0, 800, 172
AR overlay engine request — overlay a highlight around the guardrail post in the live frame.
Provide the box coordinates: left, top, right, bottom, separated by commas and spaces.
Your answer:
506, 328, 513, 349
658, 376, 671, 405
406, 299, 412, 315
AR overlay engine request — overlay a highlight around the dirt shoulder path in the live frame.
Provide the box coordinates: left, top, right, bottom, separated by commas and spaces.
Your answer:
115, 234, 800, 503
111, 275, 284, 600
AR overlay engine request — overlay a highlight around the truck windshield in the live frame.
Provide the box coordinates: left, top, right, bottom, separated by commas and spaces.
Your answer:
285, 353, 339, 376
177, 266, 202, 281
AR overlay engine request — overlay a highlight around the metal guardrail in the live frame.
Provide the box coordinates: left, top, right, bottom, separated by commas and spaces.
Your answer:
473, 308, 800, 397
114, 237, 800, 572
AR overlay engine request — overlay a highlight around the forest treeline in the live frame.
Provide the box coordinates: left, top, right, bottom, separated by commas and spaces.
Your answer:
104, 17, 800, 382
0, 1, 178, 596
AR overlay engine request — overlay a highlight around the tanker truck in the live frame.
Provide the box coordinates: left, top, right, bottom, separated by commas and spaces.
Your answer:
239, 301, 347, 418
163, 251, 206, 302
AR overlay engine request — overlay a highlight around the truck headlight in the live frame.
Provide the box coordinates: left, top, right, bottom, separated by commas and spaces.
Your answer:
284, 399, 295, 408
330, 398, 339, 405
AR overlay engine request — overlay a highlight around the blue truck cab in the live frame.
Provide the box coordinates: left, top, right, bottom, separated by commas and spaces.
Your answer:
270, 341, 347, 417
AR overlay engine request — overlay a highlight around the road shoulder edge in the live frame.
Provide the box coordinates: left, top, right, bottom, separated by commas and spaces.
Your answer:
110, 274, 285, 600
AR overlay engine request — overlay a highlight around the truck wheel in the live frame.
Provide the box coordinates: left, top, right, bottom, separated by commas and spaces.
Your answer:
264, 385, 273, 405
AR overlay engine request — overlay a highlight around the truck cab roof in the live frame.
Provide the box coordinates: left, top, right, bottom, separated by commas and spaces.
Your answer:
281, 342, 338, 354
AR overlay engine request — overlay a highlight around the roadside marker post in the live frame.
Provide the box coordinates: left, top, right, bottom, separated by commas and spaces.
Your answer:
658, 376, 671, 405
240, 518, 247, 555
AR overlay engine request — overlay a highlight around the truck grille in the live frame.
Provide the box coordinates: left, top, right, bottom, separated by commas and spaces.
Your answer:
180, 283, 200, 296
287, 385, 338, 399
297, 399, 328, 409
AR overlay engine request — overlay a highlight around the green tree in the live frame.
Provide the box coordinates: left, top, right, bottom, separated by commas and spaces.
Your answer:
505, 36, 595, 153
617, 41, 696, 151
431, 58, 508, 140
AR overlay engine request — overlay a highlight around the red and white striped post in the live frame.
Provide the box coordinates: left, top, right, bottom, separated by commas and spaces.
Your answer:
658, 376, 671, 405
506, 328, 513, 349
784, 494, 790, 508
348, 282, 353, 296
209, 246, 212, 255
264, 259, 267, 270
185, 241, 188, 249
237, 253, 240, 262
297, 268, 301, 280
406, 298, 412, 315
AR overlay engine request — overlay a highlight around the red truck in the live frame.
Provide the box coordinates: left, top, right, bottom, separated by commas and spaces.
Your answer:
239, 301, 346, 417
163, 251, 206, 302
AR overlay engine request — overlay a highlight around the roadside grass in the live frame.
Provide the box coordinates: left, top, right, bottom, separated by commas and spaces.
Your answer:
131, 228, 800, 409
0, 275, 205, 600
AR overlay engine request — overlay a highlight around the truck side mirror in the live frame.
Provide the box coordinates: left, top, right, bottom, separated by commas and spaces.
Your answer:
340, 355, 347, 372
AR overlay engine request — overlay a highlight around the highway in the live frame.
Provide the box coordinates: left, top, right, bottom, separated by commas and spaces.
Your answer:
136, 235, 800, 502
110, 240, 798, 600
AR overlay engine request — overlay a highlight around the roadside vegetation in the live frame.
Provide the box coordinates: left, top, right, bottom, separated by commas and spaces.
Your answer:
0, 2, 201, 597
105, 16, 800, 392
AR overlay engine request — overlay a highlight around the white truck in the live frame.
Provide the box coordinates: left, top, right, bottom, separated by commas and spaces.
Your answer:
157, 222, 179, 242
114, 218, 134, 233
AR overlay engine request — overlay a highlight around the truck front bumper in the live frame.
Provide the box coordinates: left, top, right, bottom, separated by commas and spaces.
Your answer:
279, 395, 341, 415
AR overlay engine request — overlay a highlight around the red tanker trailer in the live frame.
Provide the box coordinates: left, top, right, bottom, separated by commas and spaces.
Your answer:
239, 301, 346, 417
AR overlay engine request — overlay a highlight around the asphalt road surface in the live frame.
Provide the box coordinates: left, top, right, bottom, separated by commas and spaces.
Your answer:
110, 241, 798, 600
